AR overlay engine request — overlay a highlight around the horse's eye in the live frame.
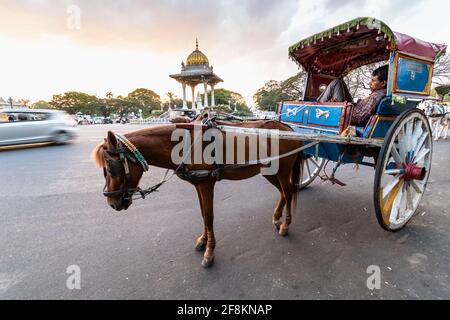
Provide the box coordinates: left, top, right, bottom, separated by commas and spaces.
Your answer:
107, 159, 123, 177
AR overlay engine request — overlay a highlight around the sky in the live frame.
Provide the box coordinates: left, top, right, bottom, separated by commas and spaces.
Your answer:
0, 0, 449, 106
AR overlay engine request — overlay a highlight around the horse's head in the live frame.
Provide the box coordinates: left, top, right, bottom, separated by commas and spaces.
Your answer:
92, 131, 145, 211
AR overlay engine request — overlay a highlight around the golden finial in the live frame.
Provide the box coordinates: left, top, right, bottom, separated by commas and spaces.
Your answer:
196, 38, 198, 50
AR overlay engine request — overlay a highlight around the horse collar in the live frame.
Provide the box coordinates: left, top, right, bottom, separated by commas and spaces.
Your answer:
115, 134, 149, 172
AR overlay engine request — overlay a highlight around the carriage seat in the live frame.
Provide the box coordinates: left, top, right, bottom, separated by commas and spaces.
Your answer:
355, 97, 417, 138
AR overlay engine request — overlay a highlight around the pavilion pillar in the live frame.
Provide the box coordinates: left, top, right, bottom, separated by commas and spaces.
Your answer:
191, 85, 196, 110
203, 81, 209, 108
182, 83, 187, 108
210, 83, 215, 107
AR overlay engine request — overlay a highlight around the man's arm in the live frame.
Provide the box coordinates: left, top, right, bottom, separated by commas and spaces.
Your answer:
351, 91, 385, 126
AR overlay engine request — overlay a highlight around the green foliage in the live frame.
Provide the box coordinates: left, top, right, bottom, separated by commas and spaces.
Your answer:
47, 88, 163, 118
50, 92, 98, 115
31, 100, 51, 109
151, 110, 164, 116
253, 72, 305, 111
208, 88, 251, 114
127, 88, 161, 117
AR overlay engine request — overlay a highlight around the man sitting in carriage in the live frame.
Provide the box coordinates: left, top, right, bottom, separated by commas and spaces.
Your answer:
317, 65, 389, 127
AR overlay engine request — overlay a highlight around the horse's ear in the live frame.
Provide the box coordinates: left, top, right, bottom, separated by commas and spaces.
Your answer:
107, 131, 117, 147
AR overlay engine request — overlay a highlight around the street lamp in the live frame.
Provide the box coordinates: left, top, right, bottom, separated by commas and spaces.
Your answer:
8, 97, 13, 109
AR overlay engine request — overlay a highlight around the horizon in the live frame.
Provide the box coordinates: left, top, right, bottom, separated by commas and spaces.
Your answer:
1, 0, 449, 106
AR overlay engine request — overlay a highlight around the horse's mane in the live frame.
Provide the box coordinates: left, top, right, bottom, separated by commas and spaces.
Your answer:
91, 144, 105, 168
91, 124, 177, 168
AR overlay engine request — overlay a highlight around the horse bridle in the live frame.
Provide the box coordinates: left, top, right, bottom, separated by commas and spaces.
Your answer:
102, 135, 166, 202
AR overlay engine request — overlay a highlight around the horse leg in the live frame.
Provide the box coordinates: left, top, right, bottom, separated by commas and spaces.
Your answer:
439, 120, 448, 139
433, 120, 440, 141
264, 175, 286, 230
443, 121, 449, 139
276, 171, 295, 237
194, 185, 208, 251
196, 181, 216, 268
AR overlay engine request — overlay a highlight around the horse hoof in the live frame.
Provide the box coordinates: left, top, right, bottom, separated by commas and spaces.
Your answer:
195, 241, 207, 252
201, 257, 214, 268
279, 227, 289, 237
273, 220, 282, 230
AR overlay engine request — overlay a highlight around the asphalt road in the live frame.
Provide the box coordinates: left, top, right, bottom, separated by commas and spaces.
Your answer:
0, 124, 449, 299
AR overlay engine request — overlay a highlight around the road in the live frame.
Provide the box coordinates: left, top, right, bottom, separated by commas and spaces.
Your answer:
0, 124, 449, 299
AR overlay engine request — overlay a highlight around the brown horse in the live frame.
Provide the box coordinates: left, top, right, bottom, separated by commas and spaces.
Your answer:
92, 120, 303, 268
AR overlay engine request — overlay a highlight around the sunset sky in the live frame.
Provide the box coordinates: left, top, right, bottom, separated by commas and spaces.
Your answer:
0, 0, 449, 106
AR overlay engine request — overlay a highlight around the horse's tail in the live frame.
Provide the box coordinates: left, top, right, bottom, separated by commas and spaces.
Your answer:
290, 151, 302, 210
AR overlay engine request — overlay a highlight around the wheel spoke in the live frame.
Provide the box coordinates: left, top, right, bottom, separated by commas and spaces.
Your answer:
305, 160, 312, 177
411, 120, 423, 149
310, 158, 320, 169
405, 120, 413, 152
414, 147, 430, 164
411, 180, 424, 194
398, 185, 408, 223
385, 169, 402, 175
390, 183, 404, 224
381, 180, 403, 223
413, 132, 427, 159
406, 185, 414, 211
390, 146, 403, 166
382, 175, 401, 199
398, 130, 407, 162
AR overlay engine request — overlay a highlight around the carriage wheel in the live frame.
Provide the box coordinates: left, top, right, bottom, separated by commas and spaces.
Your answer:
299, 156, 325, 189
374, 109, 432, 232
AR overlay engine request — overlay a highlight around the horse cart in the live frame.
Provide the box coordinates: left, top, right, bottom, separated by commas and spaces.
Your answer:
218, 17, 447, 232
96, 17, 447, 268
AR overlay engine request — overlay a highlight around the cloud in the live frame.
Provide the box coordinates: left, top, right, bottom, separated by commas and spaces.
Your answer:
0, 0, 448, 105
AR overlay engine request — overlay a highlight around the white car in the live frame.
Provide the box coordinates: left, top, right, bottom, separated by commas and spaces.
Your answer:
0, 109, 78, 146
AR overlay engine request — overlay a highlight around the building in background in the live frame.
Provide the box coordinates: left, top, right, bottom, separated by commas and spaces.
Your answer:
0, 97, 28, 109
170, 39, 223, 111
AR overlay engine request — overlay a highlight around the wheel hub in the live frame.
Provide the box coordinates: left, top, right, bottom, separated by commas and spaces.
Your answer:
403, 163, 426, 181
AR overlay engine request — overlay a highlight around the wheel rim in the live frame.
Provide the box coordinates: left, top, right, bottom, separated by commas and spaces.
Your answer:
300, 157, 325, 189
378, 112, 432, 230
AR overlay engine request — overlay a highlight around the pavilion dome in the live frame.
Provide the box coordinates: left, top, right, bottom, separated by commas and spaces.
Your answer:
186, 40, 209, 66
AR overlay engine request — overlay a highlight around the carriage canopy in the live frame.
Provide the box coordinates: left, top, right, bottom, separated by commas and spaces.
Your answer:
289, 17, 447, 77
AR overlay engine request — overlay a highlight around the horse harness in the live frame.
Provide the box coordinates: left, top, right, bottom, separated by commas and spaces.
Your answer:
102, 119, 302, 201
102, 134, 165, 201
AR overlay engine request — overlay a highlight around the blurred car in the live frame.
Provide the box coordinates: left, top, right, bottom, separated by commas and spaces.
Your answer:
168, 108, 197, 122
102, 117, 113, 124
0, 109, 78, 146
93, 116, 104, 124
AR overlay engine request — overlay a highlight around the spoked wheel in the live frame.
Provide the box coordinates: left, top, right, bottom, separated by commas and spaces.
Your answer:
299, 156, 325, 189
374, 109, 432, 232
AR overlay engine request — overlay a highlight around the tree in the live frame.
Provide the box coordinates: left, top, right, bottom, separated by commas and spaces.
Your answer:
166, 92, 175, 109
105, 91, 114, 99
20, 99, 30, 107
31, 100, 51, 109
110, 97, 141, 120
433, 53, 450, 85
208, 88, 251, 115
344, 62, 385, 100
127, 88, 161, 117
50, 92, 98, 115
253, 72, 305, 111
